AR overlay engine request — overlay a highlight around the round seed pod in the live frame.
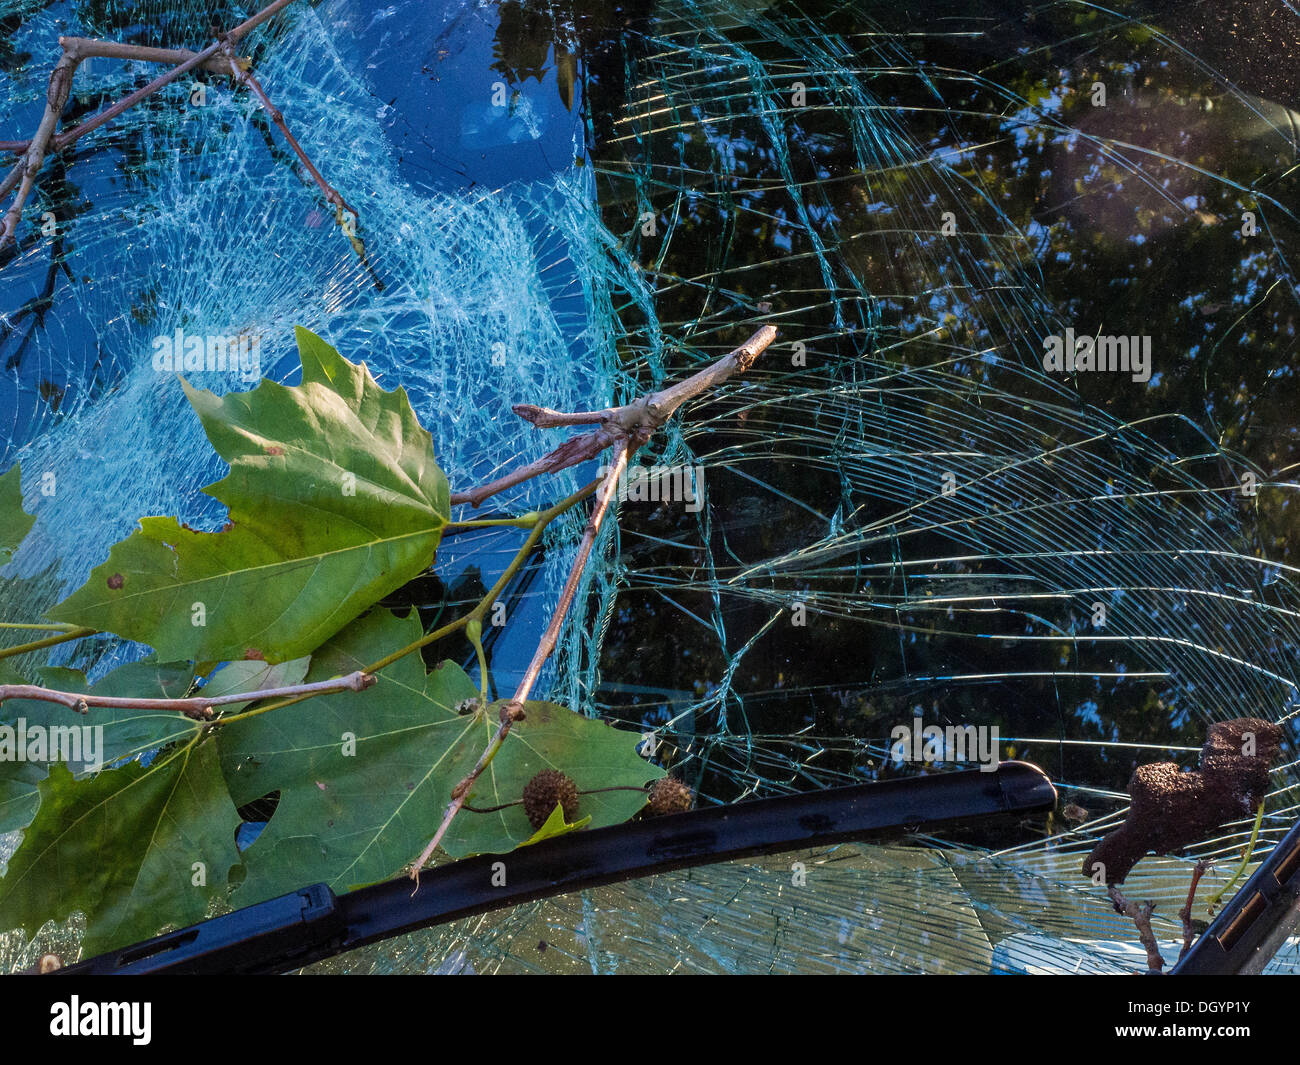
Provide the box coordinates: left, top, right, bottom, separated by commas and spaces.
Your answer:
646, 777, 694, 816
522, 769, 580, 829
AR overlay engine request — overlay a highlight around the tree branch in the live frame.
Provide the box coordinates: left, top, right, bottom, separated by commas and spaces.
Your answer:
1109, 884, 1165, 973
450, 325, 777, 508
60, 37, 246, 75
0, 0, 298, 248
410, 445, 631, 877
0, 52, 77, 248
1178, 858, 1212, 960
0, 669, 374, 722
216, 35, 371, 269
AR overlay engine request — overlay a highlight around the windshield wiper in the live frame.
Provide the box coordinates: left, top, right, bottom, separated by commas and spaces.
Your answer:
51, 761, 1056, 975
1172, 815, 1300, 975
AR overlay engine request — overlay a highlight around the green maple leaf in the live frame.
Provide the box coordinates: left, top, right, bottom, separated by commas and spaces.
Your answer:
0, 463, 35, 566
48, 327, 450, 663
0, 740, 241, 956
222, 608, 661, 903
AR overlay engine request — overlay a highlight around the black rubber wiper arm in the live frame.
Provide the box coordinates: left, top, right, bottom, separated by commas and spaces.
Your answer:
55, 761, 1056, 975
1171, 814, 1300, 975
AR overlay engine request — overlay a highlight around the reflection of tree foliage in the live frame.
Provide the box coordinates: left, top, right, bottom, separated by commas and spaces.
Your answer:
561, 0, 1300, 812
0, 151, 84, 371
491, 0, 652, 122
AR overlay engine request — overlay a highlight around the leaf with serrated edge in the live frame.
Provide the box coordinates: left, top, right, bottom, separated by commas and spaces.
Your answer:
221, 608, 661, 904
48, 328, 449, 663
0, 741, 240, 956
0, 463, 35, 566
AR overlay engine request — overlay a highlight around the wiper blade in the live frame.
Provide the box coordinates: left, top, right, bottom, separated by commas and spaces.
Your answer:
54, 761, 1056, 975
1171, 815, 1300, 975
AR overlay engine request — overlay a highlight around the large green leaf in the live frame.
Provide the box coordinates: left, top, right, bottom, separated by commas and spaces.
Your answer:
222, 609, 661, 903
0, 463, 35, 566
0, 659, 199, 833
0, 740, 241, 956
48, 328, 450, 663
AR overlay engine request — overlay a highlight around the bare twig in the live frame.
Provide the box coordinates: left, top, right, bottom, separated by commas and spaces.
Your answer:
0, 0, 297, 248
1178, 858, 1212, 960
0, 52, 77, 248
514, 323, 779, 432
411, 323, 778, 874
59, 37, 244, 76
0, 669, 374, 722
216, 34, 372, 273
48, 0, 295, 155
409, 445, 631, 877
1109, 884, 1165, 973
451, 325, 777, 508
218, 38, 356, 222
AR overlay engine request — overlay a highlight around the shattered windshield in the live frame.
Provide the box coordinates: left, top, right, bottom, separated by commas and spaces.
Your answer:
1, 0, 1298, 975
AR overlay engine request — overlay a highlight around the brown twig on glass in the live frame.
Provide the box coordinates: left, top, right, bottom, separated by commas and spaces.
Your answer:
450, 325, 778, 508
0, 0, 296, 249
409, 446, 631, 878
410, 321, 777, 878
0, 669, 374, 722
1109, 884, 1166, 973
1177, 858, 1213, 960
217, 35, 372, 268
0, 52, 78, 248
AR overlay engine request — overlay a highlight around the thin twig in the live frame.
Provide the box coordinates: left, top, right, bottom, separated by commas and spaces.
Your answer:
59, 37, 245, 76
409, 446, 631, 877
218, 38, 357, 222
0, 52, 77, 248
451, 325, 777, 508
216, 34, 372, 278
216, 480, 602, 728
49, 0, 296, 154
0, 0, 297, 248
1109, 884, 1165, 973
514, 324, 779, 432
0, 669, 374, 722
1178, 858, 1212, 960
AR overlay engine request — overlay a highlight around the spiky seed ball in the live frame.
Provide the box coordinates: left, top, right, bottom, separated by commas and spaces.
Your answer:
522, 769, 580, 829
646, 777, 693, 816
